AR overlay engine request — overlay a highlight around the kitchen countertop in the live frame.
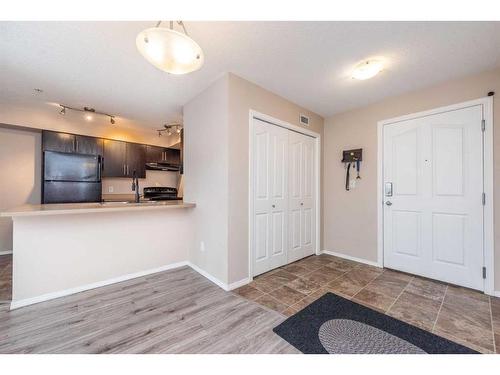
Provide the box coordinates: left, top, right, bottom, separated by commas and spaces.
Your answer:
1, 200, 196, 217
101, 194, 182, 203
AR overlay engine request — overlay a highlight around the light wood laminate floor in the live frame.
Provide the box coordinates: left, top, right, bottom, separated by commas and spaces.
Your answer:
0, 266, 298, 354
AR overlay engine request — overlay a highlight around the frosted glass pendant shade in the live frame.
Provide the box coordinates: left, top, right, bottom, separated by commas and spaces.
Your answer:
136, 27, 204, 75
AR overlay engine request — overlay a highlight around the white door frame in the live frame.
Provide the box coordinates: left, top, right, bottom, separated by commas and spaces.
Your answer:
377, 97, 494, 295
248, 110, 321, 280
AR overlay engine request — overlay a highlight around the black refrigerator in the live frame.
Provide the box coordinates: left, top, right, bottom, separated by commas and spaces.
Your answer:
43, 151, 102, 203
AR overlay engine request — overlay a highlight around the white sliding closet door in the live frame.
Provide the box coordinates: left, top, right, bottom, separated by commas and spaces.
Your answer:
288, 131, 316, 263
252, 118, 289, 276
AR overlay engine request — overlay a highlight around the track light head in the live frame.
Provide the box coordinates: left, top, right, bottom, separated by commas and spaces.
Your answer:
176, 126, 181, 134
59, 106, 66, 115
110, 116, 115, 125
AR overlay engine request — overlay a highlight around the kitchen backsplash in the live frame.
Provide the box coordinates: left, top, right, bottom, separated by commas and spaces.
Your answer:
102, 170, 179, 194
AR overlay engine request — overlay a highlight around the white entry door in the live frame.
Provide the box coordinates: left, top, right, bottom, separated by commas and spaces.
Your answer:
288, 131, 316, 263
383, 105, 484, 290
252, 118, 289, 276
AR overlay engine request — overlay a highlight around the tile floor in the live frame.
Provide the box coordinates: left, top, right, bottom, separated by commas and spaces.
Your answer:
234, 253, 500, 353
0, 255, 12, 302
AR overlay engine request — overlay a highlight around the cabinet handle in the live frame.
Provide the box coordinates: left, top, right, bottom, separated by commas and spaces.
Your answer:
127, 165, 129, 175
123, 165, 126, 175
75, 139, 79, 152
162, 151, 165, 161
300, 202, 304, 206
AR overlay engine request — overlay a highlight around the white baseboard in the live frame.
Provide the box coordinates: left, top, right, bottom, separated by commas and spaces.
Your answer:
10, 260, 251, 310
10, 261, 189, 310
322, 250, 382, 268
227, 277, 250, 290
187, 262, 249, 291
0, 250, 12, 256
187, 262, 231, 291
492, 290, 500, 298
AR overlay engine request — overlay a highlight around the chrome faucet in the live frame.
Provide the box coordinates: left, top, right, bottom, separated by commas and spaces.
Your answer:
131, 170, 140, 203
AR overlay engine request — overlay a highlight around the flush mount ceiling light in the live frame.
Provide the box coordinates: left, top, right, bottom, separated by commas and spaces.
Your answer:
352, 59, 384, 80
58, 105, 116, 124
136, 21, 204, 75
157, 123, 182, 137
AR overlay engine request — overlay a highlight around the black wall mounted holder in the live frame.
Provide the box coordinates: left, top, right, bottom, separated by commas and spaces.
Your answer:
341, 148, 362, 163
342, 149, 363, 191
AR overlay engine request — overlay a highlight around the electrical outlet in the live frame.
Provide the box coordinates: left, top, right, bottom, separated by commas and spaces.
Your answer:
108, 186, 114, 193
200, 241, 205, 252
349, 179, 356, 189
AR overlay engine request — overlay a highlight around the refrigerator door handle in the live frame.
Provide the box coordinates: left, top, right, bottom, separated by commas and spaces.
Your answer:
97, 156, 102, 181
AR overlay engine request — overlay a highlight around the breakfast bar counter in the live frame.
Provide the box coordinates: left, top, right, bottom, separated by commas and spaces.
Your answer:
2, 201, 196, 309
1, 200, 196, 217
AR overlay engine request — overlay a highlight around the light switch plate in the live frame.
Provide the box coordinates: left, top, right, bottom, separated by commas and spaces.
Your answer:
108, 186, 114, 193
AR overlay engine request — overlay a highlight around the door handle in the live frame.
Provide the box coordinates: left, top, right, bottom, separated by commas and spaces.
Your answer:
272, 204, 275, 208
385, 201, 392, 206
300, 202, 304, 206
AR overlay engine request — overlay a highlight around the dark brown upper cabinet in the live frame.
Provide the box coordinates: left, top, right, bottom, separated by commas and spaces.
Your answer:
103, 139, 146, 178
43, 130, 179, 179
146, 145, 164, 163
42, 130, 103, 156
42, 131, 77, 153
126, 143, 146, 178
102, 139, 127, 178
75, 135, 103, 156
146, 145, 180, 165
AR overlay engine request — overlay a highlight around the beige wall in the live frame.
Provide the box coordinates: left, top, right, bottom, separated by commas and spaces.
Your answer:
227, 73, 324, 284
323, 66, 500, 290
182, 73, 324, 285
0, 125, 41, 252
183, 74, 230, 283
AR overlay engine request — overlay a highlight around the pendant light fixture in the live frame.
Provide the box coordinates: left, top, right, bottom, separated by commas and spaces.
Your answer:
136, 21, 204, 75
352, 59, 384, 80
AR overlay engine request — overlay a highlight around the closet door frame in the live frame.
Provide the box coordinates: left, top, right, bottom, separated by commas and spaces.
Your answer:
248, 110, 321, 280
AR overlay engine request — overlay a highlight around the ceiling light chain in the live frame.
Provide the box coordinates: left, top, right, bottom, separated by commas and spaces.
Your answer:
58, 104, 117, 124
154, 20, 189, 36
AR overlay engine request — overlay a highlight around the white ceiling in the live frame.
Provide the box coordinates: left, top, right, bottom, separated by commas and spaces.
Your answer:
1, 21, 500, 130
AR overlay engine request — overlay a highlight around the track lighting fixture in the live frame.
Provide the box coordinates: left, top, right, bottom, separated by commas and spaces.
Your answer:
57, 105, 116, 124
157, 123, 182, 137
